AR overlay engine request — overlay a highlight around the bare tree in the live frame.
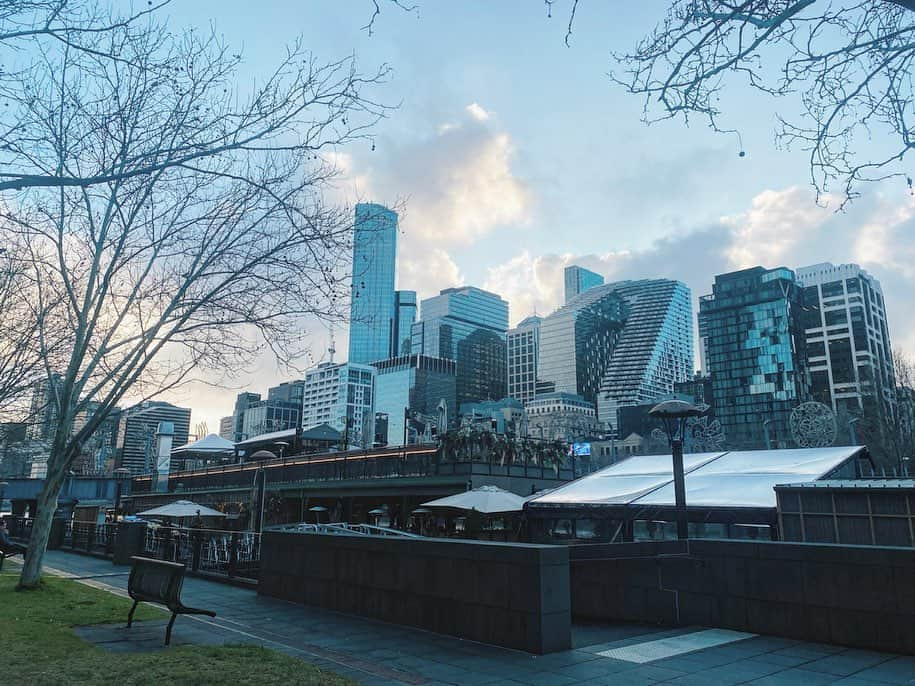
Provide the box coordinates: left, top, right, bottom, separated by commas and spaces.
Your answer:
599, 1, 915, 204
4, 3, 389, 588
853, 347, 915, 469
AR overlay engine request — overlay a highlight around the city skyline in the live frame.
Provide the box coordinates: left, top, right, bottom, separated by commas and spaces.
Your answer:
144, 2, 915, 433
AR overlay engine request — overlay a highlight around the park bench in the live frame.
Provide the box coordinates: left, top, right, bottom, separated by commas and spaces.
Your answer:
126, 555, 216, 645
0, 545, 24, 571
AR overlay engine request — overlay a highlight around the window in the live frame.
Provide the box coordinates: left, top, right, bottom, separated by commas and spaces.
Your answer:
825, 309, 848, 326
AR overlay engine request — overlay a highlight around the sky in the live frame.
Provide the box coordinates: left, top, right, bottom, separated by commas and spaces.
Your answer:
158, 1, 915, 436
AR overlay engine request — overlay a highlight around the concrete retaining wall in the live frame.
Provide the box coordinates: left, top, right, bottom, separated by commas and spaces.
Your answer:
259, 531, 571, 654
570, 539, 915, 655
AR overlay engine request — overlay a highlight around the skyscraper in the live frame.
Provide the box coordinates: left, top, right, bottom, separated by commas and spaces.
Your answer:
392, 290, 417, 358
538, 279, 693, 431
373, 354, 456, 446
698, 267, 809, 449
348, 203, 398, 365
26, 373, 63, 441
564, 265, 604, 304
302, 362, 375, 447
115, 401, 191, 473
796, 263, 895, 417
411, 286, 509, 407
507, 315, 542, 405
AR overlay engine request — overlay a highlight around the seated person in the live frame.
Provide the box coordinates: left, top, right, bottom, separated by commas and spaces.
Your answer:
0, 520, 28, 556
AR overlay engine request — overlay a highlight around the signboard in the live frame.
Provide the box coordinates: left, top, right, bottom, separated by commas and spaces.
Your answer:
572, 442, 591, 457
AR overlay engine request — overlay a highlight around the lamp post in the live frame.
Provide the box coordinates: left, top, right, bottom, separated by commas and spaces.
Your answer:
763, 419, 773, 450
848, 417, 859, 447
112, 468, 130, 522
648, 400, 708, 540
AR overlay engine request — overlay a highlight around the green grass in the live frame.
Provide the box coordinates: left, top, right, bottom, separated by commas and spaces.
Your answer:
0, 570, 354, 685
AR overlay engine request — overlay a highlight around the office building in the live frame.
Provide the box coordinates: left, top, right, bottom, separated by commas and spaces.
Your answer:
538, 279, 694, 431
373, 354, 456, 446
302, 362, 376, 447
564, 265, 604, 304
411, 286, 509, 407
218, 416, 234, 441
698, 267, 809, 450
115, 401, 191, 474
240, 398, 300, 440
392, 290, 417, 358
267, 380, 306, 406
459, 398, 524, 434
26, 373, 63, 441
72, 403, 121, 475
525, 392, 599, 441
796, 263, 895, 416
348, 203, 398, 365
507, 315, 542, 405
231, 392, 261, 442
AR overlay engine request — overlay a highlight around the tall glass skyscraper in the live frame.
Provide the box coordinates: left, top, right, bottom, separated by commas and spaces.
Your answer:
411, 287, 509, 407
698, 267, 809, 449
796, 263, 895, 418
392, 290, 417, 358
348, 203, 398, 365
538, 279, 694, 431
564, 265, 605, 303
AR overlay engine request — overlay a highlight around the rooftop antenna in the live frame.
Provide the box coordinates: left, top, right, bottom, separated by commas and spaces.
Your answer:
328, 324, 337, 364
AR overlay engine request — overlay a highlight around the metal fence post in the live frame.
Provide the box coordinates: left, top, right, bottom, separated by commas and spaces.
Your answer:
228, 531, 239, 578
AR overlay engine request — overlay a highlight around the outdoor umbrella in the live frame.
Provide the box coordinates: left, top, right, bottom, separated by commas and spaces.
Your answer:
137, 500, 226, 519
422, 485, 526, 514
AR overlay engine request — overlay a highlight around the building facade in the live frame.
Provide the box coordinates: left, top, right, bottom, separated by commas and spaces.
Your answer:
218, 416, 234, 441
698, 266, 809, 450
538, 279, 694, 431
459, 398, 525, 434
240, 399, 301, 440
26, 373, 63, 441
231, 392, 261, 442
796, 263, 895, 417
525, 392, 600, 441
348, 203, 398, 365
392, 290, 417, 358
564, 265, 604, 304
411, 286, 509, 407
302, 362, 376, 447
373, 354, 456, 446
116, 401, 191, 474
507, 315, 542, 405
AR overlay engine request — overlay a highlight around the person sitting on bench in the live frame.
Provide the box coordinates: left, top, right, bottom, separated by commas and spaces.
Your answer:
0, 520, 27, 556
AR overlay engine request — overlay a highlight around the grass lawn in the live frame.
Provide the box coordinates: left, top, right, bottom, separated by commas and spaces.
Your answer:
0, 570, 354, 685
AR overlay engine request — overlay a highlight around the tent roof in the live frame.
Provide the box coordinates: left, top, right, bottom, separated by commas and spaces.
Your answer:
172, 433, 235, 454
137, 500, 226, 518
300, 423, 341, 441
236, 428, 297, 447
423, 485, 526, 514
527, 446, 866, 511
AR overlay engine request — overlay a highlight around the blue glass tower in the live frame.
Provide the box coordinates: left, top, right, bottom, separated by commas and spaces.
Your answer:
348, 203, 398, 365
698, 267, 810, 449
411, 287, 509, 407
564, 265, 604, 304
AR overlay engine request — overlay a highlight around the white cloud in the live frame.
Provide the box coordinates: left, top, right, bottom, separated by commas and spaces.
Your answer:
466, 102, 490, 121
398, 245, 464, 301
722, 187, 834, 268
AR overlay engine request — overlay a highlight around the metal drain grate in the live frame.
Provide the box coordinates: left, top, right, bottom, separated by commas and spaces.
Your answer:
598, 628, 757, 663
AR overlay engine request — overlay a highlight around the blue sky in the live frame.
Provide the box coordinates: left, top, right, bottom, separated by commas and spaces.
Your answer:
162, 1, 915, 432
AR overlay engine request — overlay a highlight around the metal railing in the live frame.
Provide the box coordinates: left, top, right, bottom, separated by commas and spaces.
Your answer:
143, 526, 261, 581
63, 521, 118, 556
272, 521, 422, 538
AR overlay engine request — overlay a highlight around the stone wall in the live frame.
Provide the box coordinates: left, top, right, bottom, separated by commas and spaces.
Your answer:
570, 539, 915, 655
259, 531, 571, 654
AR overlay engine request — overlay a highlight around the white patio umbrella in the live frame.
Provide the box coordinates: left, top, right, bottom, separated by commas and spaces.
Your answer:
137, 500, 226, 519
422, 485, 526, 514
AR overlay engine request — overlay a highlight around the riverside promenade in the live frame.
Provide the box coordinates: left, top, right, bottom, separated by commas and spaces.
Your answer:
14, 550, 915, 686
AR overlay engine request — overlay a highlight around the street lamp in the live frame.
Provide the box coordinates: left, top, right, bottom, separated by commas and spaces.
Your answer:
648, 400, 708, 541
112, 468, 130, 521
848, 417, 859, 447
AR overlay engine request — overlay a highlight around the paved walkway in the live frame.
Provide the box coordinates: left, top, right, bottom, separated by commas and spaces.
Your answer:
11, 551, 915, 685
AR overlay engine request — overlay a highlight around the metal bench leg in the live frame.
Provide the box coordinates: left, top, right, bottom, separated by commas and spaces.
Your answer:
126, 600, 139, 628
165, 612, 177, 646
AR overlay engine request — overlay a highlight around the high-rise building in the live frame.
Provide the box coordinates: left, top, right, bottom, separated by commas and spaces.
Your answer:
411, 286, 509, 407
231, 392, 261, 442
26, 373, 63, 441
698, 267, 809, 450
564, 265, 604, 304
115, 401, 191, 473
218, 416, 234, 441
240, 398, 301, 439
392, 290, 417, 358
72, 402, 121, 475
302, 362, 375, 447
538, 279, 693, 431
349, 203, 398, 365
796, 263, 895, 416
267, 380, 306, 407
507, 315, 542, 405
372, 354, 456, 446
